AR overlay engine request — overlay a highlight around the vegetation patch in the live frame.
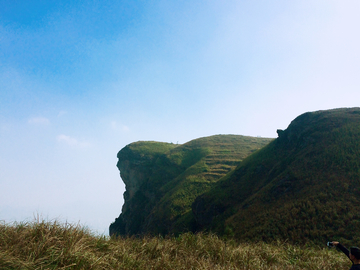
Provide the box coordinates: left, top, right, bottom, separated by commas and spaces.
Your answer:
0, 219, 350, 270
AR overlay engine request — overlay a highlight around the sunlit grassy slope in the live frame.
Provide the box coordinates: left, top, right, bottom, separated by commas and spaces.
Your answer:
194, 108, 360, 245
0, 219, 350, 270
110, 135, 273, 236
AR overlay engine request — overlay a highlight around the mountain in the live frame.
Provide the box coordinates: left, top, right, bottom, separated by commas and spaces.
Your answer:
193, 107, 360, 244
110, 107, 360, 245
109, 135, 273, 236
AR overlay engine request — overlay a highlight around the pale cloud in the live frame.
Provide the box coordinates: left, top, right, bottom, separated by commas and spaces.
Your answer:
110, 121, 117, 130
58, 111, 67, 117
28, 117, 50, 125
110, 121, 130, 132
1, 124, 10, 132
56, 134, 90, 148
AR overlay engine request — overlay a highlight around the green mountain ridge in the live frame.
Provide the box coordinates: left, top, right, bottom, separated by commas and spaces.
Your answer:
193, 107, 360, 244
110, 107, 360, 245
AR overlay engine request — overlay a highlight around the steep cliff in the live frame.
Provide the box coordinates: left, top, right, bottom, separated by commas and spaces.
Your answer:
109, 141, 177, 236
110, 135, 273, 236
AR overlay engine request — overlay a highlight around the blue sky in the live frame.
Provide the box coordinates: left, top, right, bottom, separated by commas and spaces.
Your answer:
1, 0, 360, 234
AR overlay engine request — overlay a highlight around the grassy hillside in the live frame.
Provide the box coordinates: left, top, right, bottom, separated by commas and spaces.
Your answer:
193, 108, 360, 245
110, 135, 273, 236
0, 219, 350, 270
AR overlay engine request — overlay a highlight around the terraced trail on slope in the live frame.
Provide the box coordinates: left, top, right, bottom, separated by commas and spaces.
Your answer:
202, 136, 268, 180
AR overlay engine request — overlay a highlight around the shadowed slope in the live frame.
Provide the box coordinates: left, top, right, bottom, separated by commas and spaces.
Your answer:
193, 108, 360, 244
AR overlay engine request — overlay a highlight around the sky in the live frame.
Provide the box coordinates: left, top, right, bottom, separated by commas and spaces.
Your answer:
1, 0, 360, 235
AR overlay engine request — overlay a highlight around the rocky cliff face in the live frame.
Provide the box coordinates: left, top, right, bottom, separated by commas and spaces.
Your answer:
116, 146, 156, 210
109, 141, 177, 236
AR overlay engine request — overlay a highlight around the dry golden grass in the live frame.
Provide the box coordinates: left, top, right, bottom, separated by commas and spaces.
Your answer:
0, 219, 350, 269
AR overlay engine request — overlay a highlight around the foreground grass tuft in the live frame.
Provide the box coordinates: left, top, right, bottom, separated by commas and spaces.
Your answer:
0, 219, 349, 269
